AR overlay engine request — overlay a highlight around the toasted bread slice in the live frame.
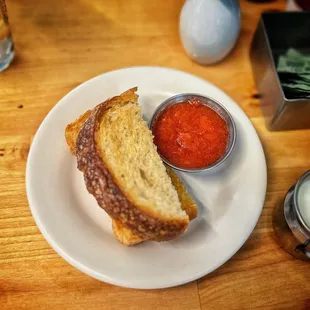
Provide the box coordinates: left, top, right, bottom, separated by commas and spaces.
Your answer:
76, 88, 189, 241
65, 88, 197, 244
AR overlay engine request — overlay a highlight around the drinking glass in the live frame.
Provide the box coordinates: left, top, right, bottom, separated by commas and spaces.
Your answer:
0, 0, 14, 72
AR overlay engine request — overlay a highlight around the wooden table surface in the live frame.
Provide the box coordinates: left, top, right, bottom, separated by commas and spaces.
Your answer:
1, 0, 310, 309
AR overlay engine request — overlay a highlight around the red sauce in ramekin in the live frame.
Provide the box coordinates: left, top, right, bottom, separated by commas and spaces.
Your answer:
152, 99, 229, 169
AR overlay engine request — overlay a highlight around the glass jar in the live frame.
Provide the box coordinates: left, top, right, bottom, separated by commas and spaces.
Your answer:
273, 170, 310, 260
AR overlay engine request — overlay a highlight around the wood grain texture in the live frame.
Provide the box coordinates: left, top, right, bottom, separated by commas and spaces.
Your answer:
1, 0, 310, 309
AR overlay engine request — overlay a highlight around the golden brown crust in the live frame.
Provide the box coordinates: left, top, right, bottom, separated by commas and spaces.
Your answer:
65, 110, 92, 155
76, 89, 189, 241
166, 167, 198, 221
112, 220, 144, 246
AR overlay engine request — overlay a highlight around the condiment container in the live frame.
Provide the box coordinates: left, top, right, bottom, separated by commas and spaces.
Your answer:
250, 12, 310, 130
273, 170, 310, 260
179, 0, 241, 65
150, 93, 236, 173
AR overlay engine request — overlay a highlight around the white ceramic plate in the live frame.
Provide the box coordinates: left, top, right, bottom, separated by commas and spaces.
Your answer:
26, 67, 267, 289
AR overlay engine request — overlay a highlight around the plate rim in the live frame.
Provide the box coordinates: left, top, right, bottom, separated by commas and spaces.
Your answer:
26, 66, 267, 289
